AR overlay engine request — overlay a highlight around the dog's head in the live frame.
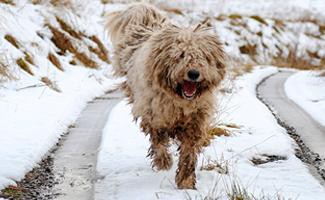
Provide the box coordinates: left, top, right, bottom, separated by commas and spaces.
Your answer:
146, 24, 226, 101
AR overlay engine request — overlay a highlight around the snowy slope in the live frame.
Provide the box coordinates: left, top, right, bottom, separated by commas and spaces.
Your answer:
285, 71, 325, 126
95, 67, 325, 200
145, 0, 325, 69
0, 0, 119, 189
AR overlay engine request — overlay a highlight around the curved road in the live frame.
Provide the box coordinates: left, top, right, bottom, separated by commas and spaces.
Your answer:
258, 70, 325, 183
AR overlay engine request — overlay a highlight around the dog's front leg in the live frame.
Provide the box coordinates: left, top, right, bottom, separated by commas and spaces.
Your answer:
147, 129, 173, 170
175, 136, 199, 189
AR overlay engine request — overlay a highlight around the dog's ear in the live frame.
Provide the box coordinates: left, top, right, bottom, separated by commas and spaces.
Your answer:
193, 18, 212, 32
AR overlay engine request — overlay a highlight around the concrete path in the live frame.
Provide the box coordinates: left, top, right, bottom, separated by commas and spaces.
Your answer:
258, 71, 325, 159
52, 91, 122, 200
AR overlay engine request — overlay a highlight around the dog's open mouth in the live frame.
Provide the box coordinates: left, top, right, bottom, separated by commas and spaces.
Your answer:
179, 80, 199, 100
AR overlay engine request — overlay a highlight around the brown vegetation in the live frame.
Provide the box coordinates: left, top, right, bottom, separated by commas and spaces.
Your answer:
208, 127, 231, 137
88, 35, 110, 63
50, 0, 72, 7
250, 15, 268, 25
0, 59, 12, 82
159, 5, 183, 16
41, 77, 61, 92
272, 48, 324, 70
0, 0, 14, 5
239, 44, 257, 57
101, 0, 111, 4
48, 25, 98, 68
23, 52, 34, 65
16, 58, 33, 75
48, 53, 63, 71
4, 34, 20, 49
56, 16, 83, 40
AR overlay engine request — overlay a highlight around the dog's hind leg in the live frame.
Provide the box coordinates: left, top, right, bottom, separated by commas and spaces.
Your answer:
147, 128, 173, 171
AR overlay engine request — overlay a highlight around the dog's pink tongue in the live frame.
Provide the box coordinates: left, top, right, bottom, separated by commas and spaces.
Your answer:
183, 81, 197, 96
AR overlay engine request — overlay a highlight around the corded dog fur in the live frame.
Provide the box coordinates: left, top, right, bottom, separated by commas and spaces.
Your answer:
106, 3, 226, 189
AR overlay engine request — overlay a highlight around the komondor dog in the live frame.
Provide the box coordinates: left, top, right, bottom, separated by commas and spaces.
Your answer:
106, 3, 226, 189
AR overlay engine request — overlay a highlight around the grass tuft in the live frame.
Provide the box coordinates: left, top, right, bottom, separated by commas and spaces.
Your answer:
0, 58, 12, 82
48, 25, 97, 68
1, 186, 24, 199
88, 35, 110, 63
48, 24, 75, 54
239, 44, 257, 57
250, 15, 268, 25
73, 50, 98, 68
229, 14, 242, 19
56, 16, 83, 40
23, 52, 34, 65
160, 6, 183, 16
272, 48, 323, 70
4, 34, 20, 49
41, 77, 61, 92
0, 0, 15, 5
208, 127, 231, 137
16, 58, 33, 75
48, 53, 63, 71
50, 0, 71, 7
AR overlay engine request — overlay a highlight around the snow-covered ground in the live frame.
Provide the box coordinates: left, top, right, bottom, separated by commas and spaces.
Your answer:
285, 71, 325, 126
0, 0, 118, 189
95, 67, 325, 200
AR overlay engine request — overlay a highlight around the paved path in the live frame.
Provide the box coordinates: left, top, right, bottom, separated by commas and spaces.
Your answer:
52, 91, 122, 200
258, 71, 325, 159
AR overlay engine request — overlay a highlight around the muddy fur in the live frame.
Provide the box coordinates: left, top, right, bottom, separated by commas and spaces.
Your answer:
106, 3, 226, 189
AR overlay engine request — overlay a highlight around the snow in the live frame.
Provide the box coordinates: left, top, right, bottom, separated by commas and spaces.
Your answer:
285, 71, 325, 126
95, 67, 325, 200
0, 0, 119, 190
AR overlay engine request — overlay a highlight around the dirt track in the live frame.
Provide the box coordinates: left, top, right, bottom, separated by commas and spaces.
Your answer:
257, 70, 325, 185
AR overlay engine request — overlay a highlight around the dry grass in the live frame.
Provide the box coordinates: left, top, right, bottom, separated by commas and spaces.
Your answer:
101, 0, 111, 4
48, 24, 75, 54
31, 0, 42, 4
0, 59, 12, 82
4, 34, 20, 49
56, 16, 83, 40
239, 44, 257, 57
208, 127, 231, 137
41, 77, 61, 92
23, 52, 34, 65
50, 0, 72, 7
250, 15, 268, 25
229, 14, 242, 19
272, 47, 324, 70
73, 50, 98, 68
48, 53, 63, 71
159, 5, 183, 16
0, 0, 15, 5
16, 58, 33, 75
88, 35, 110, 63
48, 25, 98, 68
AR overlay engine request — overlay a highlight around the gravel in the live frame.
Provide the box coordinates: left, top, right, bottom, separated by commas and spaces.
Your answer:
0, 136, 64, 200
256, 73, 325, 182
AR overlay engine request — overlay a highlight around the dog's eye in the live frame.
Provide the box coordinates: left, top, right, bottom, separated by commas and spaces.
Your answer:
205, 55, 212, 65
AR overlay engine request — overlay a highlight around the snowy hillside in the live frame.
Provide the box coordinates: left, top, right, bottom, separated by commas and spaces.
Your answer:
0, 0, 117, 189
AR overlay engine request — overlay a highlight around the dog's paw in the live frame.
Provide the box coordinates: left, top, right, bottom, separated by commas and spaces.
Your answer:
152, 152, 173, 171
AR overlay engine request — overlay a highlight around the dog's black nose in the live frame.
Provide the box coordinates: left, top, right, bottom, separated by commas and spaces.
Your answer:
188, 70, 200, 81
